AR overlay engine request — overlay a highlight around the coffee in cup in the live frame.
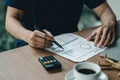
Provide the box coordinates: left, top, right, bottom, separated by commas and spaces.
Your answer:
77, 68, 96, 74
73, 62, 108, 80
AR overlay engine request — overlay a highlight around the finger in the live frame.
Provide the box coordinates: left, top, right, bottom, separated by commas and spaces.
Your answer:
44, 42, 53, 48
41, 38, 46, 49
33, 30, 48, 48
44, 39, 53, 48
43, 29, 54, 43
103, 31, 111, 47
98, 28, 108, 47
108, 33, 115, 46
42, 34, 53, 48
87, 31, 96, 41
34, 30, 46, 38
43, 29, 54, 47
46, 40, 53, 46
31, 35, 45, 42
30, 35, 46, 48
29, 40, 44, 48
94, 30, 102, 46
43, 29, 54, 37
39, 32, 53, 48
32, 29, 54, 48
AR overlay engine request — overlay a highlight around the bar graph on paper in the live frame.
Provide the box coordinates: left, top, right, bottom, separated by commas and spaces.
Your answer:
46, 33, 106, 62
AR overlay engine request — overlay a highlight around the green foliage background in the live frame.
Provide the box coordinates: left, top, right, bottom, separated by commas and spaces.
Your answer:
0, 0, 16, 52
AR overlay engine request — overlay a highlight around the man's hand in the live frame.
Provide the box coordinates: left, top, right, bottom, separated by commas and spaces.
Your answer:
26, 29, 54, 49
87, 23, 115, 47
88, 1, 116, 47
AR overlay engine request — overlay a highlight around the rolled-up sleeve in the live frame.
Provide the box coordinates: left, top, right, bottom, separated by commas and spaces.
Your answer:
85, 0, 106, 9
4, 0, 26, 10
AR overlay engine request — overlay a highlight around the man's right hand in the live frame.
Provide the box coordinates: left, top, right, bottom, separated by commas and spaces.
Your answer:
26, 30, 54, 49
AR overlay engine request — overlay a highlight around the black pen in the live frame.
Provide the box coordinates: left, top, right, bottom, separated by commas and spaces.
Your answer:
34, 25, 64, 49
52, 40, 64, 49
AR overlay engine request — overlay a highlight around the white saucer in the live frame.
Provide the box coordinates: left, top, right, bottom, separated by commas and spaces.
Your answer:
64, 70, 108, 80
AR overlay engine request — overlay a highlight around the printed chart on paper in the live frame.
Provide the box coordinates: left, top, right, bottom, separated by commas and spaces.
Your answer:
46, 33, 106, 62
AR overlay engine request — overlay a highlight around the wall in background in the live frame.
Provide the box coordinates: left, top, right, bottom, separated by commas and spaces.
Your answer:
77, 5, 100, 31
107, 0, 120, 20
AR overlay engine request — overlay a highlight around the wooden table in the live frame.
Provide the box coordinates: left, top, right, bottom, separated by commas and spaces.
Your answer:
0, 21, 120, 80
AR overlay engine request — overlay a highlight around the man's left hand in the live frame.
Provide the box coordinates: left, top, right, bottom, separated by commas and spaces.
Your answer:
87, 23, 115, 47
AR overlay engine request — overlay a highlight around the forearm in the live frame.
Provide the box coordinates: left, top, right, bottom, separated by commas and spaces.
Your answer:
93, 2, 116, 26
5, 16, 32, 43
100, 7, 116, 26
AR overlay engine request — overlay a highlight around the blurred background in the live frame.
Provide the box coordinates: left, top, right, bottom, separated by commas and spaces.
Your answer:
0, 0, 119, 52
0, 0, 16, 52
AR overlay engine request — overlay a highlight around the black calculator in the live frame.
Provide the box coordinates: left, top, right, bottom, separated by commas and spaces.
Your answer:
38, 56, 62, 71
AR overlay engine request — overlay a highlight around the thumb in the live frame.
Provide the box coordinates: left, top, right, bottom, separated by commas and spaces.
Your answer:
43, 29, 54, 39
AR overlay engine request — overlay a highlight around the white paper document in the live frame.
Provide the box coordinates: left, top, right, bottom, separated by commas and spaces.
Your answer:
46, 33, 106, 62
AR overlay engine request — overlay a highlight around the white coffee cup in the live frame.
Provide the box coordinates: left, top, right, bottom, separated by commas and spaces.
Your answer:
73, 62, 108, 80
